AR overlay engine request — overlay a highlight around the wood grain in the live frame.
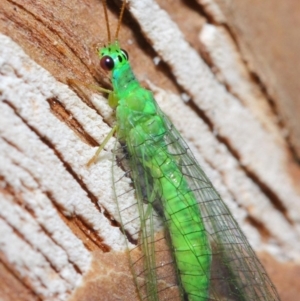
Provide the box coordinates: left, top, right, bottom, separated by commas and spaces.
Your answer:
0, 0, 300, 300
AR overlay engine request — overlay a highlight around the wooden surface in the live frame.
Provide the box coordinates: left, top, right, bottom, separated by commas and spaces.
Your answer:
212, 0, 300, 160
0, 0, 300, 300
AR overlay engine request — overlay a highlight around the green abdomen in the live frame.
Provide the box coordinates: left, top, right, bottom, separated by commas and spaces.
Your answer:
122, 107, 212, 301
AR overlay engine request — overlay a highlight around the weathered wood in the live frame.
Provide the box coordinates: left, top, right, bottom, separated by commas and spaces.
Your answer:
0, 0, 300, 300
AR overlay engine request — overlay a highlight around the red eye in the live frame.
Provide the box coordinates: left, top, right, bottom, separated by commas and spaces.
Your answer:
100, 55, 114, 71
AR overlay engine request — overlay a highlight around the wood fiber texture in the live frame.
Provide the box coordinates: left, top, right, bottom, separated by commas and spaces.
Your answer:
0, 0, 300, 300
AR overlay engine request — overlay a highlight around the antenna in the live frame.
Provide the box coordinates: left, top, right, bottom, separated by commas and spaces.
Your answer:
114, 0, 126, 40
101, 0, 111, 43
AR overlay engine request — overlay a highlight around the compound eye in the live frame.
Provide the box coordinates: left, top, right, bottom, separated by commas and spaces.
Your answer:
120, 49, 129, 60
100, 55, 114, 71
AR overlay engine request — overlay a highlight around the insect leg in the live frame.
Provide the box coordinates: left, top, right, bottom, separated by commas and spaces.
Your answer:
87, 125, 118, 167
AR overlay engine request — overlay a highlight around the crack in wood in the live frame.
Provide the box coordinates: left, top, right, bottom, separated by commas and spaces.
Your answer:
0, 254, 43, 301
46, 97, 99, 147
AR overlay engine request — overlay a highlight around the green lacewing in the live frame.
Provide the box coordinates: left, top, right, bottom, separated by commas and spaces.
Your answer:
90, 1, 281, 300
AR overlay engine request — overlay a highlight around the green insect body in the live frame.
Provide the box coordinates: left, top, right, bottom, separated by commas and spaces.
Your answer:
100, 41, 211, 300
97, 39, 281, 301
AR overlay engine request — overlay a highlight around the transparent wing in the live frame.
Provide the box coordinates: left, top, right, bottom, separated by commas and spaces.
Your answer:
156, 105, 280, 301
112, 141, 181, 301
112, 103, 280, 301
